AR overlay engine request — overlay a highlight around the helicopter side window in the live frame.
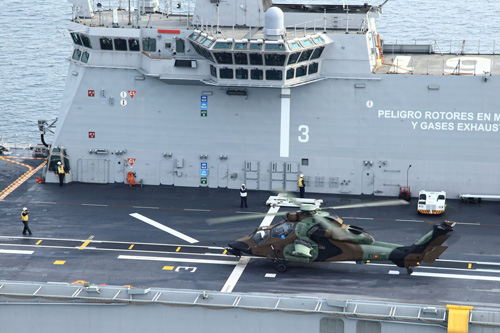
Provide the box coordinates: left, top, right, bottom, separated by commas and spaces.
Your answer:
271, 222, 294, 239
253, 230, 270, 244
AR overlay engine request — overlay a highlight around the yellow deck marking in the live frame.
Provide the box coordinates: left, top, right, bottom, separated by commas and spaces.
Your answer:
176, 247, 181, 252
36, 240, 42, 245
163, 266, 174, 270
0, 157, 47, 201
446, 305, 473, 333
129, 244, 134, 250
78, 235, 95, 250
468, 263, 472, 269
54, 260, 66, 265
223, 249, 227, 255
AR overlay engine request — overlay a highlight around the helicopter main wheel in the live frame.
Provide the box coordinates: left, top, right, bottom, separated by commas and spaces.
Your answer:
276, 263, 287, 272
406, 267, 414, 275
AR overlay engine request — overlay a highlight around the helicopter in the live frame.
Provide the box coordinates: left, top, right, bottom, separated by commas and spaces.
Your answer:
207, 199, 455, 274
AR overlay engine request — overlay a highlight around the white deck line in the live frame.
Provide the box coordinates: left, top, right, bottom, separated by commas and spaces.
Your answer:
0, 249, 34, 255
117, 255, 237, 265
130, 213, 199, 244
221, 205, 281, 292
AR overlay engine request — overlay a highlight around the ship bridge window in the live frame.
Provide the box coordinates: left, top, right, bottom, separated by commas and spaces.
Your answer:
129, 38, 140, 51
202, 38, 213, 48
81, 51, 90, 63
214, 42, 233, 49
286, 68, 295, 79
219, 68, 234, 79
143, 38, 157, 52
235, 42, 247, 50
71, 32, 83, 45
288, 42, 301, 51
214, 52, 233, 64
81, 35, 92, 48
299, 39, 314, 48
195, 35, 207, 44
310, 46, 325, 60
114, 38, 128, 51
210, 64, 217, 77
236, 68, 248, 79
298, 49, 313, 62
176, 39, 185, 53
308, 62, 319, 74
266, 69, 283, 81
99, 37, 113, 50
287, 53, 300, 65
250, 43, 262, 50
296, 65, 307, 77
265, 43, 285, 51
189, 32, 199, 40
313, 36, 325, 44
251, 69, 263, 80
249, 53, 263, 65
234, 53, 248, 65
72, 49, 82, 61
264, 54, 286, 66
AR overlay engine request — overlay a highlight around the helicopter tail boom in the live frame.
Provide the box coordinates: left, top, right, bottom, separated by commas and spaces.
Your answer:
389, 221, 455, 269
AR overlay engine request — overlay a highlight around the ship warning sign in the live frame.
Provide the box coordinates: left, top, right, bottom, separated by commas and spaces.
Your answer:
201, 95, 208, 117
200, 162, 207, 184
88, 131, 95, 139
120, 91, 127, 98
128, 90, 136, 98
128, 158, 136, 166
88, 90, 95, 97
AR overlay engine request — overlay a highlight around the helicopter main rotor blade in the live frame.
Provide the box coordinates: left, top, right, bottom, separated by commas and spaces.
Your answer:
321, 199, 409, 211
206, 211, 290, 225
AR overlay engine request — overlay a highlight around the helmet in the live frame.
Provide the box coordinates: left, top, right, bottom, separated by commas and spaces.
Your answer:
300, 174, 304, 177
241, 184, 245, 188
57, 162, 61, 165
23, 207, 27, 211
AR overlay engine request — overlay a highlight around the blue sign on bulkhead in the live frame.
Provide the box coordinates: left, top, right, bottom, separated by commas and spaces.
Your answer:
201, 162, 207, 169
201, 102, 208, 110
201, 95, 208, 102
200, 169, 208, 177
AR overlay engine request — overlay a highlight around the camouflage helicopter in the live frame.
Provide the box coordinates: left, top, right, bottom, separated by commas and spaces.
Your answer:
207, 199, 455, 274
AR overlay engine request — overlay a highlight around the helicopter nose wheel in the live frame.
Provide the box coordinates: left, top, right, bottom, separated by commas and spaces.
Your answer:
406, 267, 414, 275
276, 263, 287, 272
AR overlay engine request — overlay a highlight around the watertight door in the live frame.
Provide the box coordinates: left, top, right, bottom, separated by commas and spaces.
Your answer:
217, 163, 228, 188
362, 169, 374, 195
271, 162, 285, 191
245, 160, 259, 190
77, 159, 109, 184
115, 158, 125, 183
160, 159, 175, 185
285, 162, 299, 192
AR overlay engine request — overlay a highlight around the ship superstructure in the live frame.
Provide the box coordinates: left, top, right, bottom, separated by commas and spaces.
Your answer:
45, 0, 500, 198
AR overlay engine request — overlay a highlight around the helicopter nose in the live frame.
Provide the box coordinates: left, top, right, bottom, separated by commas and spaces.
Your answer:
227, 241, 252, 256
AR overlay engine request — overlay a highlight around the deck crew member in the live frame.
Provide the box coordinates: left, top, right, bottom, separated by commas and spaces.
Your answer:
240, 184, 248, 208
298, 174, 306, 198
21, 207, 32, 235
56, 161, 67, 186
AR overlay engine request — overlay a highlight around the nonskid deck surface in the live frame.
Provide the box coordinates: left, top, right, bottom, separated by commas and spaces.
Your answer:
1, 161, 500, 307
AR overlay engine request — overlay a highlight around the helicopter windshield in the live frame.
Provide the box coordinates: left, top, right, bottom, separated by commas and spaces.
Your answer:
253, 230, 270, 244
271, 222, 294, 239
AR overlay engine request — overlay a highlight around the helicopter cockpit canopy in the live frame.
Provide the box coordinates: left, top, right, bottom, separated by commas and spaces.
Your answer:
253, 229, 270, 244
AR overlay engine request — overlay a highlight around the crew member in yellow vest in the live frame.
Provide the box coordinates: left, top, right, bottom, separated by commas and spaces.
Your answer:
298, 174, 306, 198
57, 161, 67, 186
21, 207, 32, 235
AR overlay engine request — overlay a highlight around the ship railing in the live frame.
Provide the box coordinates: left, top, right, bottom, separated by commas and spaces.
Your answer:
383, 39, 498, 55
380, 56, 500, 76
0, 133, 37, 150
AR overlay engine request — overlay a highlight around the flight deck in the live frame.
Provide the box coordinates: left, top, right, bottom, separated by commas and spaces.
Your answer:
1, 149, 500, 309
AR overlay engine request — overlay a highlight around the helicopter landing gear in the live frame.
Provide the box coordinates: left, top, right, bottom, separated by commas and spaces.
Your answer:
276, 263, 287, 272
406, 267, 414, 275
